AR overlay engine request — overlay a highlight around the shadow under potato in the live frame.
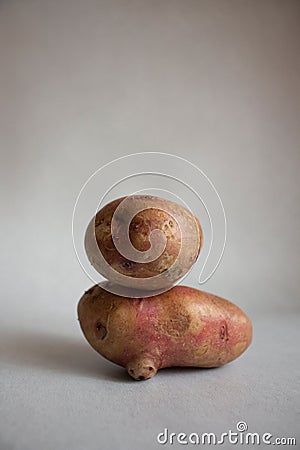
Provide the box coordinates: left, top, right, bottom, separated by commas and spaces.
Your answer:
0, 330, 221, 382
0, 330, 130, 383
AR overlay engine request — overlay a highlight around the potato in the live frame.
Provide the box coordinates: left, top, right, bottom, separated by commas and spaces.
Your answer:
78, 285, 252, 380
84, 195, 202, 292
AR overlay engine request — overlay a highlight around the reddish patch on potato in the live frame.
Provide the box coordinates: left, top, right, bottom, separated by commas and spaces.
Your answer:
78, 285, 252, 380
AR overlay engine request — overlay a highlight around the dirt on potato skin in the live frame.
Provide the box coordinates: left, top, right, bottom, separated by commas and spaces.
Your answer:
84, 195, 203, 290
78, 285, 252, 380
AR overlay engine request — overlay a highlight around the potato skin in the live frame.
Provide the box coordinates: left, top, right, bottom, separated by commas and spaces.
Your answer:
84, 195, 202, 291
78, 285, 252, 380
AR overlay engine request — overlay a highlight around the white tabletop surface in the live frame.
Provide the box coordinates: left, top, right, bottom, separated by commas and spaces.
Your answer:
1, 310, 299, 450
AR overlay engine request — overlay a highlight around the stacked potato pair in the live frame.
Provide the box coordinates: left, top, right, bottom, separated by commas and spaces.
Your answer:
78, 196, 252, 381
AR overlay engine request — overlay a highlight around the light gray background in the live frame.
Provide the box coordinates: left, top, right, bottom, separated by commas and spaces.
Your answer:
0, 1, 299, 449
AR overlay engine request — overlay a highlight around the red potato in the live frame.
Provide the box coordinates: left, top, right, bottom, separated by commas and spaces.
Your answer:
84, 195, 202, 291
78, 285, 252, 380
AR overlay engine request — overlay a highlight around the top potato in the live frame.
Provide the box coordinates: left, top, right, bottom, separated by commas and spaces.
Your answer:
85, 195, 203, 291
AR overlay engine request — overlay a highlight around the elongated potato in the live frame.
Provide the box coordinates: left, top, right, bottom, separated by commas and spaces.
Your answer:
84, 195, 202, 291
78, 285, 252, 380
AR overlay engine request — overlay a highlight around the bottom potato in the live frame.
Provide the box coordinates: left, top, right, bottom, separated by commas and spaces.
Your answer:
78, 285, 252, 380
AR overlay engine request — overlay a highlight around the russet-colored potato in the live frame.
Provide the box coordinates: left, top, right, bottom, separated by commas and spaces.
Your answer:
84, 195, 202, 291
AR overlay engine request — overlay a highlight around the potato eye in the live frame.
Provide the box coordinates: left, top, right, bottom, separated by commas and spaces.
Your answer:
95, 320, 107, 340
220, 323, 229, 341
